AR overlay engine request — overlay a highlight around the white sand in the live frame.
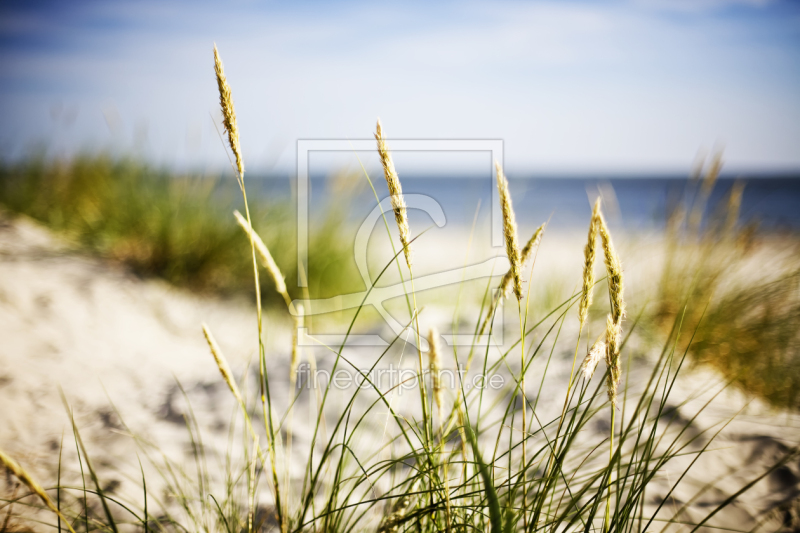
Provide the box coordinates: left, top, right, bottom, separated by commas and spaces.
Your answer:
1, 212, 799, 532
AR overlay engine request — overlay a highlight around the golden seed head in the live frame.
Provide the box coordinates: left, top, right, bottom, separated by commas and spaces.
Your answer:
519, 222, 546, 267
202, 323, 244, 406
0, 449, 77, 533
578, 198, 602, 327
478, 292, 500, 338
233, 210, 291, 307
595, 210, 624, 406
375, 119, 412, 269
213, 45, 244, 178
479, 222, 546, 337
500, 222, 546, 298
580, 338, 606, 380
495, 161, 522, 300
428, 328, 444, 417
604, 315, 622, 406
598, 213, 625, 325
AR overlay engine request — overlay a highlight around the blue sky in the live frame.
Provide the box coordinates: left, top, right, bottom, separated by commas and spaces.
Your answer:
1, 0, 798, 175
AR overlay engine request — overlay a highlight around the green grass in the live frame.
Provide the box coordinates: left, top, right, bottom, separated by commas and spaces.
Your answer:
653, 157, 800, 410
5, 248, 797, 532
0, 153, 357, 305
2, 59, 799, 532
3, 152, 798, 532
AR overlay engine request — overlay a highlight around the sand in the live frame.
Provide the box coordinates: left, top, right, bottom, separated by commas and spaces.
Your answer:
1, 211, 799, 532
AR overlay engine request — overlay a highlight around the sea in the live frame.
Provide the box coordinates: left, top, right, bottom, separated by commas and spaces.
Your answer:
250, 174, 800, 234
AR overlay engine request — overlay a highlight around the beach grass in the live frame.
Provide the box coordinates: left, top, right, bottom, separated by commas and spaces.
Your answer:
653, 153, 800, 410
1, 48, 799, 533
0, 152, 357, 305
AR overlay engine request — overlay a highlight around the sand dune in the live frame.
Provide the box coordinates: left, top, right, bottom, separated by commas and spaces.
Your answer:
1, 212, 799, 532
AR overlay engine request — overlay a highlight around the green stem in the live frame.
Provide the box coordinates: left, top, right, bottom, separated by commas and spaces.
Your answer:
547, 322, 585, 476
518, 300, 528, 530
241, 184, 284, 533
409, 273, 430, 448
605, 406, 616, 532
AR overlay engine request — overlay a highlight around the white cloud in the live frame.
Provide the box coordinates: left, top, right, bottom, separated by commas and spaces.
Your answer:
0, 0, 798, 173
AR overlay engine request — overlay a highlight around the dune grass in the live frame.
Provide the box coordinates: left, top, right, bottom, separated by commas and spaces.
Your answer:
1, 49, 799, 533
0, 153, 357, 305
654, 152, 800, 410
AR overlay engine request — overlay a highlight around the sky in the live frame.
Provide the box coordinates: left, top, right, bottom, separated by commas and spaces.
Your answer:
0, 0, 799, 176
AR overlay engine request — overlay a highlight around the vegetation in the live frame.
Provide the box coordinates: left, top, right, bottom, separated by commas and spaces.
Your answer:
655, 152, 800, 409
0, 153, 357, 305
1, 47, 799, 533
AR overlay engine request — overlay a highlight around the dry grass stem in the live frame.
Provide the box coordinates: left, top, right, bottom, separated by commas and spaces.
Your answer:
233, 210, 291, 306
725, 181, 745, 235
0, 449, 77, 533
213, 45, 244, 178
578, 198, 602, 328
495, 161, 522, 300
477, 291, 501, 339
701, 150, 724, 196
689, 149, 724, 234
375, 119, 412, 269
248, 434, 259, 533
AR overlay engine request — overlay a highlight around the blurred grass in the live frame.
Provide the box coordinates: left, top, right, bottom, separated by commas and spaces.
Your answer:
0, 153, 358, 305
2, 151, 799, 410
2, 149, 799, 530
655, 152, 800, 410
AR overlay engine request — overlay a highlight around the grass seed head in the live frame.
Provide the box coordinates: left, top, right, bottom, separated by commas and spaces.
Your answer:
233, 210, 291, 306
375, 119, 412, 269
599, 214, 625, 405
605, 315, 622, 405
0, 449, 77, 533
501, 222, 545, 298
213, 45, 244, 178
580, 338, 606, 380
478, 292, 500, 338
519, 222, 546, 268
428, 327, 444, 418
480, 223, 546, 336
495, 160, 522, 300
596, 211, 624, 405
578, 198, 602, 328
202, 323, 244, 406
599, 213, 625, 325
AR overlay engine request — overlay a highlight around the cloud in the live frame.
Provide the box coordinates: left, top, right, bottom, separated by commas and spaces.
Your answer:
0, 0, 798, 173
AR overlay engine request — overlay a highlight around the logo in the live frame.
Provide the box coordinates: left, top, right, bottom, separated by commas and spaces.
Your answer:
292, 139, 508, 348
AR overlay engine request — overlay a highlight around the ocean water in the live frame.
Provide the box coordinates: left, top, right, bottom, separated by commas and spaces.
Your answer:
254, 175, 800, 233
